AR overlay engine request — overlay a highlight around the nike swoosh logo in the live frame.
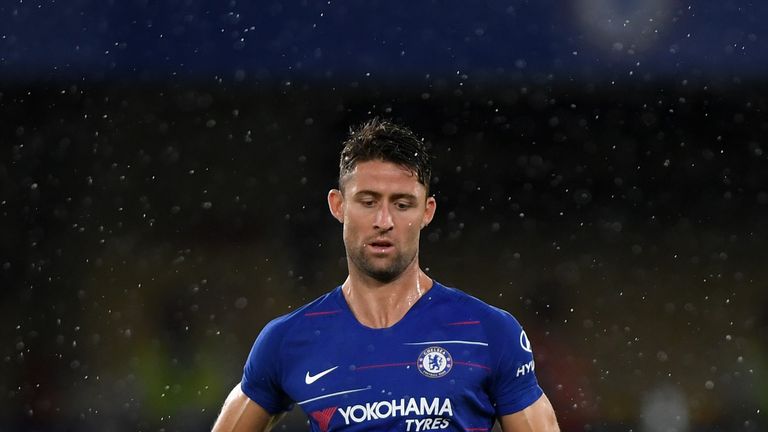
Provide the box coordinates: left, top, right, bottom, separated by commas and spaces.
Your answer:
305, 366, 338, 384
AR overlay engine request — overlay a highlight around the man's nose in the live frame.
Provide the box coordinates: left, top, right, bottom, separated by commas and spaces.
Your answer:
373, 204, 394, 231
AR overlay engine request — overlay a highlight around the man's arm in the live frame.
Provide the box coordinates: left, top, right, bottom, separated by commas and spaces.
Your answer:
499, 393, 560, 432
211, 383, 284, 432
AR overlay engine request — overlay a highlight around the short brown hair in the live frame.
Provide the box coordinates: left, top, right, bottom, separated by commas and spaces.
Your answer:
339, 118, 432, 194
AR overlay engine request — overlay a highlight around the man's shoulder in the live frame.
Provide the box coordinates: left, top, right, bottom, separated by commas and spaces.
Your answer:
436, 281, 523, 325
436, 282, 530, 362
260, 287, 343, 335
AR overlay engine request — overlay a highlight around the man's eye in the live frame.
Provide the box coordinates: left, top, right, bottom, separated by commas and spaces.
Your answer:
361, 200, 375, 207
395, 202, 412, 210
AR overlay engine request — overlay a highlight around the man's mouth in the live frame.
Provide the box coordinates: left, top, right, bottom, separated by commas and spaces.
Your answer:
367, 239, 394, 252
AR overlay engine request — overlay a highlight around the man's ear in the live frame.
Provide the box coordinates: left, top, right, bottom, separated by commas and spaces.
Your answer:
328, 189, 345, 223
422, 196, 436, 229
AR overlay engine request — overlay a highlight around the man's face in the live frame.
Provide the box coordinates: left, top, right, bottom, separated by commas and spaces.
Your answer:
329, 160, 436, 283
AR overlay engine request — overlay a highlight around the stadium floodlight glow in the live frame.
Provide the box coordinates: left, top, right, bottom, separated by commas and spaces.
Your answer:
572, 0, 674, 56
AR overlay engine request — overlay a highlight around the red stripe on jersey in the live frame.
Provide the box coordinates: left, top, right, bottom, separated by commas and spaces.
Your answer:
446, 320, 481, 325
454, 361, 491, 371
304, 310, 341, 317
355, 362, 416, 371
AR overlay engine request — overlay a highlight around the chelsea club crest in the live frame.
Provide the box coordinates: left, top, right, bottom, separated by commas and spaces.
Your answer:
417, 346, 453, 378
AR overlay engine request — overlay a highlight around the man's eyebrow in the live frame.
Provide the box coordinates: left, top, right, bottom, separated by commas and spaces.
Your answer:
353, 190, 418, 201
390, 193, 418, 201
353, 190, 382, 198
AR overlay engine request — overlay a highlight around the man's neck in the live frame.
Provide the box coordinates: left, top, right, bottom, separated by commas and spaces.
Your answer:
342, 265, 433, 329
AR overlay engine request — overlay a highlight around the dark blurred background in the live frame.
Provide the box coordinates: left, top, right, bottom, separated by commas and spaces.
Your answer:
1, 1, 767, 431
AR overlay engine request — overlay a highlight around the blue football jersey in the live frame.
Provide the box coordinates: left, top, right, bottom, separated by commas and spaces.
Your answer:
241, 281, 543, 431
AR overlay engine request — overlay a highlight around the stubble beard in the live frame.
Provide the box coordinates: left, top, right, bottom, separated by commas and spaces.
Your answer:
348, 244, 417, 283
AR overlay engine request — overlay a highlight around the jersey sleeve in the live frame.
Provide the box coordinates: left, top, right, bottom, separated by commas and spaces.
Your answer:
487, 309, 544, 416
240, 318, 294, 415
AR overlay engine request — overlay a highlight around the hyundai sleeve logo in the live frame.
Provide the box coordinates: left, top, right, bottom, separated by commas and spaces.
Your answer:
519, 330, 532, 353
